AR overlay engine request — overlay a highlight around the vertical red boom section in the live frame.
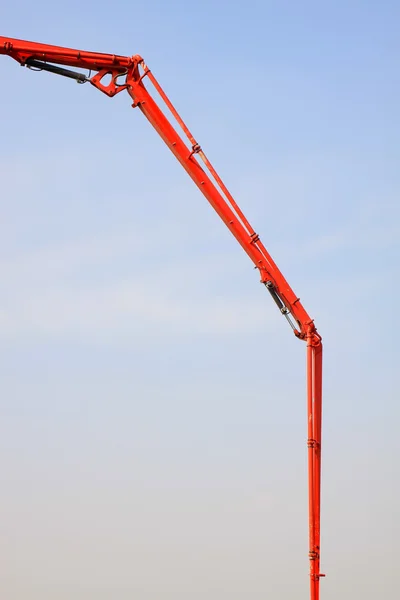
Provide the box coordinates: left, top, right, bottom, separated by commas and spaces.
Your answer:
0, 36, 324, 599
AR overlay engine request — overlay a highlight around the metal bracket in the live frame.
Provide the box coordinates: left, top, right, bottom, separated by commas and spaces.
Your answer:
90, 68, 128, 97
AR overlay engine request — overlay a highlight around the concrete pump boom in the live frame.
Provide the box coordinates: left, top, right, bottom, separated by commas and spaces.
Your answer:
0, 35, 324, 600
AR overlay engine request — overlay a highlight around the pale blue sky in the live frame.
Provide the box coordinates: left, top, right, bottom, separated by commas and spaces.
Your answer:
1, 2, 399, 599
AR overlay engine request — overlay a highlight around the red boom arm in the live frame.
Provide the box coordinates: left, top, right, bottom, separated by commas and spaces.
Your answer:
0, 36, 324, 599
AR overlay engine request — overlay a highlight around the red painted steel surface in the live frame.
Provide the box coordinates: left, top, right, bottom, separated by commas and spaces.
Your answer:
1, 35, 324, 600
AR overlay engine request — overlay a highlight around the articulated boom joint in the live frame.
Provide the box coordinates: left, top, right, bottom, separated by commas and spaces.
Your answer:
307, 328, 322, 348
90, 68, 129, 96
